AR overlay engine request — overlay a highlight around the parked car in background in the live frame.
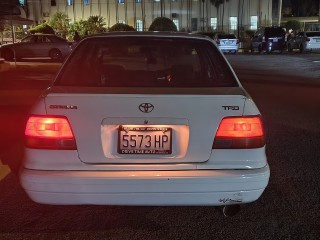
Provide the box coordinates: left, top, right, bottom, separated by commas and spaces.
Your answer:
214, 33, 239, 54
287, 31, 320, 53
0, 34, 73, 61
20, 32, 269, 216
250, 26, 286, 53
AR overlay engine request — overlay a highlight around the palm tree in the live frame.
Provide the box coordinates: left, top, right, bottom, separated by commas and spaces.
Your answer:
87, 15, 106, 34
140, 0, 145, 31
201, 0, 205, 31
210, 0, 223, 31
49, 12, 70, 38
216, 0, 229, 31
221, 0, 229, 31
278, 0, 282, 26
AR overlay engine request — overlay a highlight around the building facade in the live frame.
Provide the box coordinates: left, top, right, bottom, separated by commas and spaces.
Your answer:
24, 0, 274, 33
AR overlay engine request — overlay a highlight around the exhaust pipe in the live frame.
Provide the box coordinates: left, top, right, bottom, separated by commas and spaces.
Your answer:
222, 205, 241, 217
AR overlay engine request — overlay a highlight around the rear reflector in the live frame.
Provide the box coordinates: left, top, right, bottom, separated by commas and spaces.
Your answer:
25, 115, 77, 150
213, 115, 265, 149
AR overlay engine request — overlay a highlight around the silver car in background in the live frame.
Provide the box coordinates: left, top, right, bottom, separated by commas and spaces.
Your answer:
0, 34, 73, 61
287, 31, 320, 53
214, 33, 239, 54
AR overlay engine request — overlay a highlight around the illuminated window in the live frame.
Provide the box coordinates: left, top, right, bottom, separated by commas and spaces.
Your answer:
250, 16, 258, 30
84, 0, 90, 5
136, 0, 141, 3
118, 0, 125, 3
173, 19, 179, 31
136, 20, 143, 31
19, 0, 25, 6
229, 17, 237, 31
67, 0, 73, 6
118, 20, 126, 24
210, 17, 217, 30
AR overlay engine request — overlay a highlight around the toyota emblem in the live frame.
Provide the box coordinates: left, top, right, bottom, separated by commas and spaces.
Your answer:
139, 103, 154, 113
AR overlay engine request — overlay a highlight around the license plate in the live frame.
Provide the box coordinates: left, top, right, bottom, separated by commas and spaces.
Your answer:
118, 126, 172, 154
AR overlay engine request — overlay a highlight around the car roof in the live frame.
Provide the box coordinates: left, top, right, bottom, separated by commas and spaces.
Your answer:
217, 33, 236, 37
304, 31, 320, 33
27, 34, 57, 36
81, 31, 212, 41
22, 34, 61, 39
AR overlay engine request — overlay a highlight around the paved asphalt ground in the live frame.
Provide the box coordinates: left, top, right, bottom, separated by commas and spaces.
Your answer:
0, 54, 320, 239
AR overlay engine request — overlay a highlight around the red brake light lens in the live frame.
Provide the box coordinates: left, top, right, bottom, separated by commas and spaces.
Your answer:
213, 116, 265, 149
25, 115, 77, 150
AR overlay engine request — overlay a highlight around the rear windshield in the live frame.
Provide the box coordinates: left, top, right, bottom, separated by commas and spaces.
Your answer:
306, 32, 320, 37
217, 34, 236, 39
265, 28, 285, 38
55, 36, 238, 88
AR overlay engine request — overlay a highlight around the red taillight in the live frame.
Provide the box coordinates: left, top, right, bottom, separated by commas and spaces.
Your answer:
213, 116, 265, 149
25, 115, 77, 150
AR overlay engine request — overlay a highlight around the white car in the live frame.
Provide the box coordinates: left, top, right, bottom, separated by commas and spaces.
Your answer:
214, 33, 239, 54
20, 32, 269, 215
287, 31, 320, 53
0, 34, 73, 61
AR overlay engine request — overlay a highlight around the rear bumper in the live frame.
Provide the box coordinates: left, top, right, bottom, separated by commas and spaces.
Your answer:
20, 165, 270, 206
306, 45, 320, 51
264, 42, 284, 51
218, 45, 239, 52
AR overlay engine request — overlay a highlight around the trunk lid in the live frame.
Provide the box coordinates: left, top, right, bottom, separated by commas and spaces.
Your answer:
44, 87, 246, 164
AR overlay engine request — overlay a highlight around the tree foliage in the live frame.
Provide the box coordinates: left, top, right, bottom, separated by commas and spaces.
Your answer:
67, 19, 89, 40
48, 12, 70, 38
87, 15, 106, 34
209, 0, 224, 8
285, 20, 301, 31
29, 23, 55, 34
209, 0, 229, 31
109, 23, 136, 32
148, 17, 177, 32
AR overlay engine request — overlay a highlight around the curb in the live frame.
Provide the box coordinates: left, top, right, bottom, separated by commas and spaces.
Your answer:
0, 59, 61, 73
0, 58, 10, 72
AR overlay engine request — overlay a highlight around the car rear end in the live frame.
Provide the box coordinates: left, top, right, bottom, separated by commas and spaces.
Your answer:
305, 31, 320, 51
20, 32, 269, 207
48, 35, 74, 59
264, 27, 286, 53
215, 34, 239, 54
